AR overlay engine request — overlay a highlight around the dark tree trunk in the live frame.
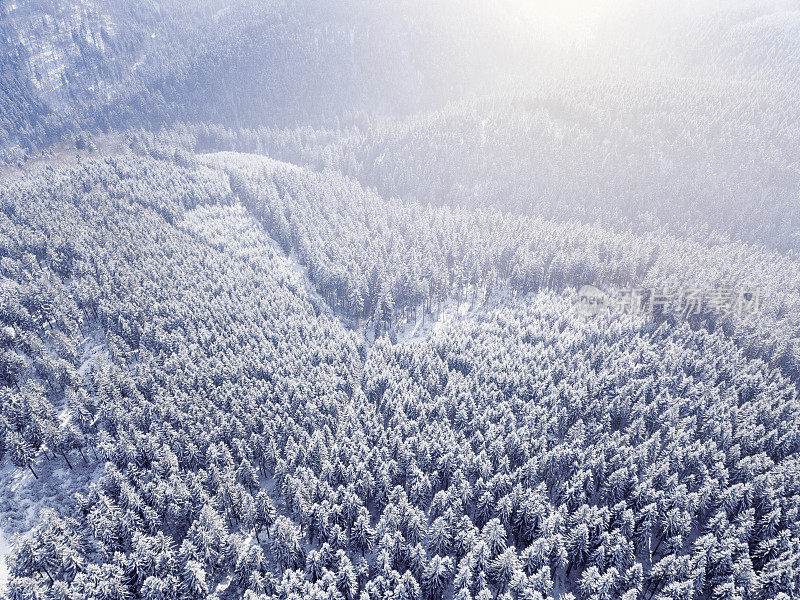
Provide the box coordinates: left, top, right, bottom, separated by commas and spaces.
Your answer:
647, 575, 665, 600
41, 566, 54, 583
61, 450, 73, 470
652, 534, 663, 556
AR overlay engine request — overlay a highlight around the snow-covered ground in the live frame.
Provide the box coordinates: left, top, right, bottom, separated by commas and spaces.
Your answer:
395, 286, 515, 345
394, 298, 473, 344
199, 151, 305, 176
0, 527, 9, 596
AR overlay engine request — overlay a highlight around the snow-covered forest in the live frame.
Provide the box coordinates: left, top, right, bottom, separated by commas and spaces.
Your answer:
0, 1, 799, 600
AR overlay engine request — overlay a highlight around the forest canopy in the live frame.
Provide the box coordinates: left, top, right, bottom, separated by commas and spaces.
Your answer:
1, 1, 799, 600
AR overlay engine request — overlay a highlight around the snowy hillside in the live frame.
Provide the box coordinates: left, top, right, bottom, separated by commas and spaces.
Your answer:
0, 1, 799, 600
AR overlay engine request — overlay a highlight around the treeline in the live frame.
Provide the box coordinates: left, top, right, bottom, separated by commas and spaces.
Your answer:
148, 68, 800, 255
204, 152, 800, 381
209, 153, 645, 333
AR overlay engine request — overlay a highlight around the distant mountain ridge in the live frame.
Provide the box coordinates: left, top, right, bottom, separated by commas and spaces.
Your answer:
0, 0, 527, 162
2, 0, 797, 165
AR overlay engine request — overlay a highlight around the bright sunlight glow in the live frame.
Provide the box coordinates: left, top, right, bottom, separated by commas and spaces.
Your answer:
500, 0, 626, 45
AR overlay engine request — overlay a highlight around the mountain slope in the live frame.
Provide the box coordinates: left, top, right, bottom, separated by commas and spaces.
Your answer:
0, 152, 798, 599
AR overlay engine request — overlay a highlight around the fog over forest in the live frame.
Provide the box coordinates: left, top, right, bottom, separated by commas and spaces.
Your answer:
0, 2, 799, 600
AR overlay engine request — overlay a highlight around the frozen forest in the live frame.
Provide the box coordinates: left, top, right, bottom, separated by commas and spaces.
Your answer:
0, 1, 799, 600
